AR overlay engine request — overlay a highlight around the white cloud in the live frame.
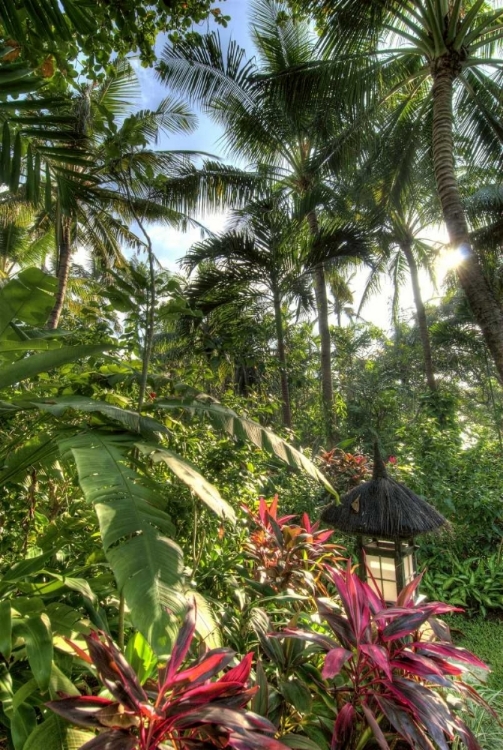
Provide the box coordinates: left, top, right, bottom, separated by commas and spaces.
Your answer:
144, 212, 229, 271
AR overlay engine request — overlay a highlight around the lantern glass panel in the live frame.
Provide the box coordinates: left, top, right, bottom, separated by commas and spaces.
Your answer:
403, 548, 416, 585
366, 552, 397, 601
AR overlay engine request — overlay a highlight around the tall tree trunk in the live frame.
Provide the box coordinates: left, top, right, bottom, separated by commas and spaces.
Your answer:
47, 219, 72, 330
400, 241, 437, 392
306, 210, 336, 445
431, 57, 503, 384
272, 284, 292, 429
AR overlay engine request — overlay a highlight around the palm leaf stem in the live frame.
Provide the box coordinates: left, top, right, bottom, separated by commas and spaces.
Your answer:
119, 169, 157, 415
400, 239, 437, 392
272, 281, 292, 429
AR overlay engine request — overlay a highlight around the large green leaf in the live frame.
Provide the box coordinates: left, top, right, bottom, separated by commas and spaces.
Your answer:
48, 664, 80, 700
59, 431, 184, 653
0, 339, 63, 365
44, 602, 90, 637
33, 395, 168, 441
19, 613, 53, 692
38, 572, 97, 604
0, 664, 14, 719
191, 590, 222, 649
136, 442, 236, 522
23, 715, 94, 750
155, 398, 337, 497
12, 679, 38, 713
124, 631, 157, 685
11, 704, 37, 750
0, 268, 58, 337
0, 344, 111, 390
1, 553, 53, 583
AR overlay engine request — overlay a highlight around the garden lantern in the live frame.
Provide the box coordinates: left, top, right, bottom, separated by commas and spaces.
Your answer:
320, 444, 447, 602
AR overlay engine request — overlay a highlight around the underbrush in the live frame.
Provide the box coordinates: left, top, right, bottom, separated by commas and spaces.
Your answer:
447, 613, 503, 691
451, 685, 503, 750
420, 549, 503, 615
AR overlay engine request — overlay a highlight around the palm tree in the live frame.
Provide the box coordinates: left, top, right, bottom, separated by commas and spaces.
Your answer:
158, 0, 366, 444
1, 57, 263, 329
368, 207, 440, 391
42, 62, 202, 329
354, 159, 441, 392
0, 60, 202, 328
183, 201, 314, 428
326, 268, 357, 327
302, 0, 503, 382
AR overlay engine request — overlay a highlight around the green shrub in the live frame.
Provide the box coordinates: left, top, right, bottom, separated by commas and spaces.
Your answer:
420, 550, 503, 615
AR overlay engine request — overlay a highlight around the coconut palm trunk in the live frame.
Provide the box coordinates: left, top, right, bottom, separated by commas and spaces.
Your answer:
400, 240, 436, 392
47, 218, 72, 330
272, 283, 292, 429
431, 57, 503, 384
306, 210, 336, 445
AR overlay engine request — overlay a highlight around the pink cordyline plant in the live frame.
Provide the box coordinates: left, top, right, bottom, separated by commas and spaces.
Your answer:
274, 562, 495, 750
48, 601, 289, 750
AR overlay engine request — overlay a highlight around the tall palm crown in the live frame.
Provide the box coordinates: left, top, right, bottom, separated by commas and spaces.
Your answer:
159, 0, 364, 443
300, 0, 503, 382
42, 63, 199, 328
0, 59, 205, 328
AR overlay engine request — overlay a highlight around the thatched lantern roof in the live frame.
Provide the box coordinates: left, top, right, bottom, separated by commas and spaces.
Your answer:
320, 444, 447, 540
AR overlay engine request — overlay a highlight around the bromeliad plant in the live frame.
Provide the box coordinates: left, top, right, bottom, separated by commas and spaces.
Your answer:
48, 600, 288, 750
241, 496, 342, 598
278, 562, 494, 750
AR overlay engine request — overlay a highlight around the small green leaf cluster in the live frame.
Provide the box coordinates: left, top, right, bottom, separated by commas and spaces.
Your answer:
422, 552, 503, 616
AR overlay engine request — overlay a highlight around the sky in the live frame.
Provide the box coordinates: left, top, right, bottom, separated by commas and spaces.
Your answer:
127, 0, 251, 270
122, 0, 451, 332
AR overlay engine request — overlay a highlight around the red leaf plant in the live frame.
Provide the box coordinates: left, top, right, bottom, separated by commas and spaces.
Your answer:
241, 496, 342, 597
275, 562, 495, 750
318, 449, 372, 495
48, 600, 289, 750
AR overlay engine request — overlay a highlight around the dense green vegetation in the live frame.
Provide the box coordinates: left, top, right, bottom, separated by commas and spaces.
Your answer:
1, 1, 503, 749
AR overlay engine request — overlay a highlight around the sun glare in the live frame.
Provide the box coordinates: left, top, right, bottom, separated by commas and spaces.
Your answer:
437, 246, 464, 281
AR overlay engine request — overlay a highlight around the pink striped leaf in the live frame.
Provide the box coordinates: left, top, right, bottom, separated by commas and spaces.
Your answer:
163, 598, 197, 685
360, 644, 392, 680
168, 648, 235, 689
46, 696, 117, 729
331, 703, 355, 750
414, 643, 488, 670
321, 647, 353, 680
361, 703, 390, 750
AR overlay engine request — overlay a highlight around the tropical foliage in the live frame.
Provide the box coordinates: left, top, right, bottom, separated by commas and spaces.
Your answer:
1, 1, 503, 749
